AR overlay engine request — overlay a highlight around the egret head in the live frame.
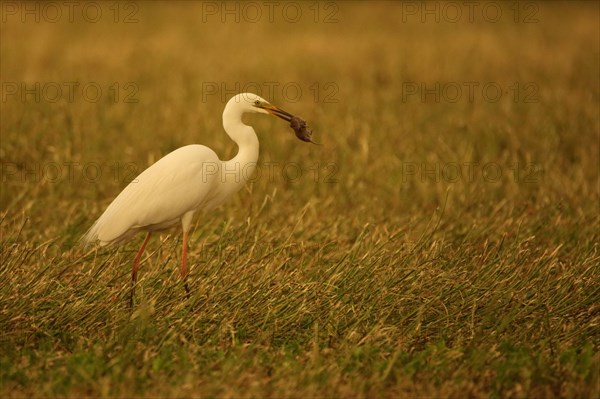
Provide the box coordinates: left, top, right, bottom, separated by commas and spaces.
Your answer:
223, 93, 314, 144
229, 92, 294, 122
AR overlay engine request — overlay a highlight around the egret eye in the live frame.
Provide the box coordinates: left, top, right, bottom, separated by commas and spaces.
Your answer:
254, 100, 261, 106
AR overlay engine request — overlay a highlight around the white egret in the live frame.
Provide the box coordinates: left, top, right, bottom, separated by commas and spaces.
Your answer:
82, 93, 310, 305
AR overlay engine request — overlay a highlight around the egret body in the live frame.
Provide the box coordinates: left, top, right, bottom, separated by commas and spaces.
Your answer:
82, 93, 300, 304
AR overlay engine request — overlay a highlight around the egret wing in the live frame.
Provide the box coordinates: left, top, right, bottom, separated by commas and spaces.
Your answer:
82, 145, 221, 245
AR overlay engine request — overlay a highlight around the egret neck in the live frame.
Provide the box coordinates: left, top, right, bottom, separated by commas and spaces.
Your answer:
222, 100, 260, 189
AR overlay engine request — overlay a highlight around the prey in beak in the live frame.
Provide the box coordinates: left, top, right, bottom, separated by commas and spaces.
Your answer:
256, 102, 318, 144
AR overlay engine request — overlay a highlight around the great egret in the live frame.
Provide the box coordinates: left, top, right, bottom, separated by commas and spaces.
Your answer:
82, 93, 311, 305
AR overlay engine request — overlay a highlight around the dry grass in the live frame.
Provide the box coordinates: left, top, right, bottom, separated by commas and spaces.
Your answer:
1, 2, 599, 398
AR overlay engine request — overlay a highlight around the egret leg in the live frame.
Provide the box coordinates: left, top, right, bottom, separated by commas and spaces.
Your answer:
182, 231, 190, 298
130, 232, 151, 307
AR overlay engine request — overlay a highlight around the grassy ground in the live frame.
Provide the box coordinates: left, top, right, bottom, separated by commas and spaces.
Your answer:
1, 2, 599, 398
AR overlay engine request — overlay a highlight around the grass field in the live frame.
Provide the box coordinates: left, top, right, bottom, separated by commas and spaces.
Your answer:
1, 2, 599, 398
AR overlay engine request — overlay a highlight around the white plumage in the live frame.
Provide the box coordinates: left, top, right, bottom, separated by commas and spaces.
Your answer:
83, 145, 221, 245
81, 93, 298, 305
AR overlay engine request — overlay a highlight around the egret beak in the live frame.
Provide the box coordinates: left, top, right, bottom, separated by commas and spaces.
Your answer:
261, 104, 294, 122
